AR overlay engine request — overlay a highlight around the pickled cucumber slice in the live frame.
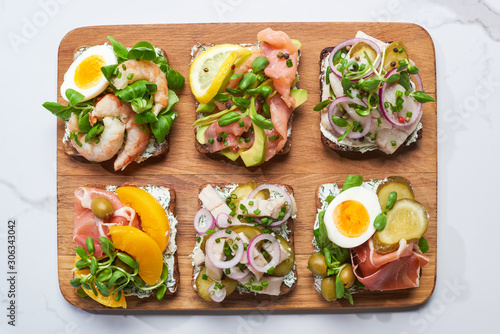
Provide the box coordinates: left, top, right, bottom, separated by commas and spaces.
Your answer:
377, 176, 414, 211
373, 199, 429, 254
229, 181, 270, 207
195, 266, 238, 302
350, 42, 377, 63
383, 41, 409, 72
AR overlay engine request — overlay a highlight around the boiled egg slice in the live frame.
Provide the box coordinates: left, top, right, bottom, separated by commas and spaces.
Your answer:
60, 45, 117, 102
324, 186, 381, 248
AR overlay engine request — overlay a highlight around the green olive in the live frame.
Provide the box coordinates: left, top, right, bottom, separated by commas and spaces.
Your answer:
91, 197, 114, 220
339, 263, 355, 289
307, 253, 328, 277
321, 276, 337, 301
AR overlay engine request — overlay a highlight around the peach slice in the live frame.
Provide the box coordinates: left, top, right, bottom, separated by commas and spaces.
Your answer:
108, 226, 163, 285
116, 186, 170, 251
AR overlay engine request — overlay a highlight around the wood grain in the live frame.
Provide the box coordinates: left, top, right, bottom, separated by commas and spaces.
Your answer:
56, 22, 437, 311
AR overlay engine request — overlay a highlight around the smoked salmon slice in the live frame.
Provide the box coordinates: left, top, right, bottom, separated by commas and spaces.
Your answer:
257, 28, 298, 108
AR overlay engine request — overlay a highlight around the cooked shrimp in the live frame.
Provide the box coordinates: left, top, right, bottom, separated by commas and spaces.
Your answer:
92, 94, 122, 118
113, 103, 151, 171
68, 94, 150, 168
90, 94, 151, 170
111, 60, 169, 116
68, 113, 125, 162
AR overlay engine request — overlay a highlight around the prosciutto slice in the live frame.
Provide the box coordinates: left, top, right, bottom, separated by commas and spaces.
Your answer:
73, 187, 139, 257
351, 238, 429, 291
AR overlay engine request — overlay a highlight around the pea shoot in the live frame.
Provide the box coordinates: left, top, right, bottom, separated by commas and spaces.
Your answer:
72, 237, 170, 302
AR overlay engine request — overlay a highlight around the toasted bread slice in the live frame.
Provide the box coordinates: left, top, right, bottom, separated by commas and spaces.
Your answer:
192, 182, 298, 298
61, 48, 171, 168
319, 46, 423, 158
75, 183, 179, 297
191, 43, 297, 161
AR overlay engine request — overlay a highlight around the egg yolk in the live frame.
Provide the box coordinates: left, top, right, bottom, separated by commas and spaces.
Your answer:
333, 200, 370, 238
74, 55, 105, 89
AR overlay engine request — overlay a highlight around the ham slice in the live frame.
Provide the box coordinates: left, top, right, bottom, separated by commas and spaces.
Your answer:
351, 238, 429, 291
73, 187, 139, 258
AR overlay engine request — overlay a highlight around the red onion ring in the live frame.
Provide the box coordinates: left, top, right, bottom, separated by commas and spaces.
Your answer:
329, 38, 382, 80
247, 233, 281, 273
378, 68, 423, 127
205, 229, 244, 269
247, 185, 292, 227
194, 208, 215, 235
327, 96, 371, 139
225, 265, 250, 280
208, 283, 226, 303
216, 213, 231, 229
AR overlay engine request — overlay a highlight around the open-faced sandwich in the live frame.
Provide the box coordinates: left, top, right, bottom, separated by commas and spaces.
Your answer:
308, 175, 430, 304
44, 36, 184, 170
317, 31, 435, 156
191, 182, 297, 302
190, 28, 307, 167
70, 184, 178, 308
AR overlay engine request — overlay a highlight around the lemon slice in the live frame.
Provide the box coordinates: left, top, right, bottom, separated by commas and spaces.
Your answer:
189, 44, 252, 104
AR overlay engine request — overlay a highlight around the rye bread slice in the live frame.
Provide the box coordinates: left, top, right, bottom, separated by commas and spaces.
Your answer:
192, 43, 295, 161
319, 46, 422, 159
76, 183, 179, 297
61, 48, 171, 168
192, 182, 298, 298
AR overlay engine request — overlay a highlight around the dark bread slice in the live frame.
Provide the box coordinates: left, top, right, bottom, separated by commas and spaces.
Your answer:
77, 183, 179, 297
193, 116, 293, 157
319, 46, 423, 159
314, 181, 424, 298
193, 182, 298, 298
192, 43, 295, 161
62, 48, 171, 168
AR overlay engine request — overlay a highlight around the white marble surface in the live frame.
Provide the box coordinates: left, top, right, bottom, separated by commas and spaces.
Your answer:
1, 0, 499, 332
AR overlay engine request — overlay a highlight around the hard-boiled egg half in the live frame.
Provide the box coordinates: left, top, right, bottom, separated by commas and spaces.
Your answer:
324, 186, 381, 248
60, 45, 117, 102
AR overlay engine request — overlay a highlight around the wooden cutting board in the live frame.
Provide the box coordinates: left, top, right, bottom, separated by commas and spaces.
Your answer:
56, 22, 437, 311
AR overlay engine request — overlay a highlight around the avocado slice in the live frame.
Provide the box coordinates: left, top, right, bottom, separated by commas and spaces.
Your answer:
196, 125, 209, 144
240, 97, 267, 167
291, 39, 302, 50
221, 147, 240, 161
196, 102, 216, 113
290, 89, 307, 107
193, 107, 236, 127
